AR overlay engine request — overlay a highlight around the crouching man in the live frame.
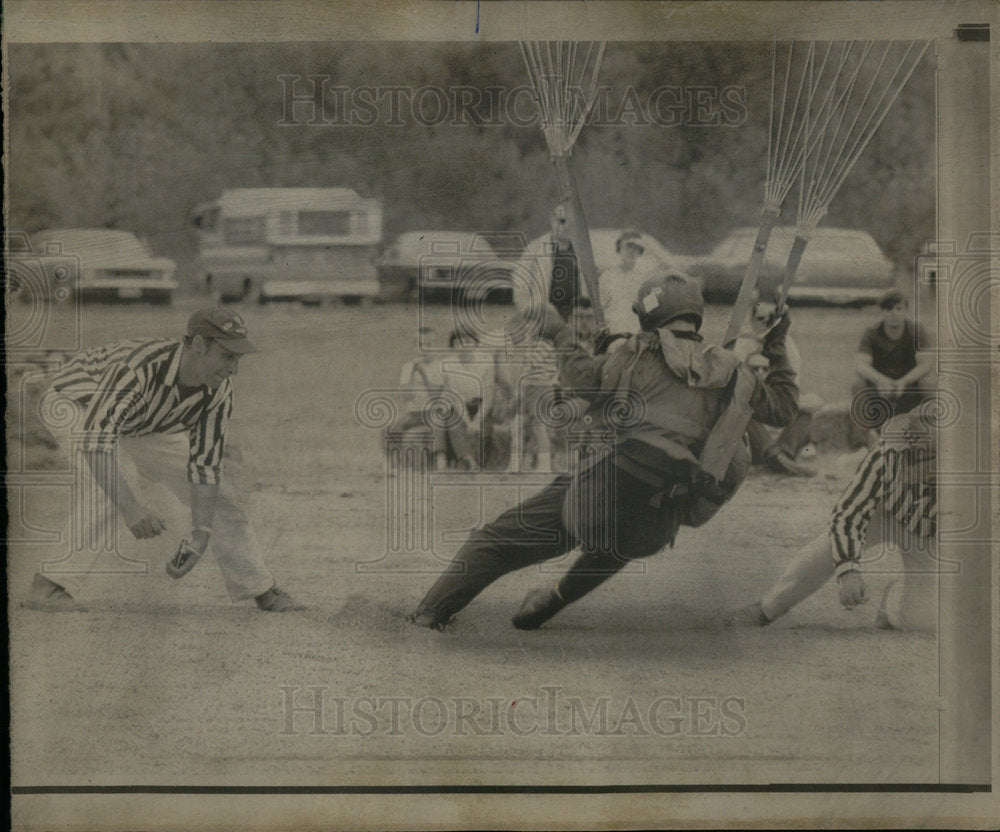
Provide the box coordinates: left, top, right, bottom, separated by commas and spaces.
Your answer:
23, 307, 304, 613
727, 403, 939, 631
410, 271, 799, 631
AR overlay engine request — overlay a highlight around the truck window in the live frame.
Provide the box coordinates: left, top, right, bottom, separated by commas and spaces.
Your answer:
298, 211, 351, 236
193, 207, 220, 232
224, 217, 266, 245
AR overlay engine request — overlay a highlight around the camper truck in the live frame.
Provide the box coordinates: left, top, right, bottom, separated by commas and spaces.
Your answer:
191, 188, 383, 303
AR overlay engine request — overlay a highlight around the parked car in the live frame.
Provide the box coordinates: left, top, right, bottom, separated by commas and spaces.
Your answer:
377, 231, 516, 303
511, 227, 688, 309
10, 229, 178, 305
687, 226, 896, 305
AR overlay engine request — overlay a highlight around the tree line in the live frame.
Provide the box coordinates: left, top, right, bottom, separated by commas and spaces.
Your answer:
7, 41, 934, 283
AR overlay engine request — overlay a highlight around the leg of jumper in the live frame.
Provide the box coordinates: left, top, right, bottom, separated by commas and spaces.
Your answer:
760, 533, 836, 622
412, 476, 575, 622
122, 434, 275, 601
556, 461, 678, 606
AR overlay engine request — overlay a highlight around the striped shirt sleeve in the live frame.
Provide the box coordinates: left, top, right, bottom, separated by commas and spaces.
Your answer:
78, 364, 144, 453
829, 444, 886, 575
187, 387, 233, 484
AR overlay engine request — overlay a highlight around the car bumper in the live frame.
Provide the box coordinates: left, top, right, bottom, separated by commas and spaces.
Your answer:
786, 284, 891, 305
261, 279, 379, 298
80, 280, 178, 299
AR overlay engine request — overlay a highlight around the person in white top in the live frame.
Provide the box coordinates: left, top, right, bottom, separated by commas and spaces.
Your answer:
598, 230, 659, 337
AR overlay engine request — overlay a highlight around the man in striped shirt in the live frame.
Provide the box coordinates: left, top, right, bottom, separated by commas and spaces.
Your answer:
23, 307, 303, 613
728, 404, 938, 630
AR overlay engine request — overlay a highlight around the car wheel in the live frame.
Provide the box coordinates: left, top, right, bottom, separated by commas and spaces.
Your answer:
204, 275, 222, 304
148, 291, 173, 306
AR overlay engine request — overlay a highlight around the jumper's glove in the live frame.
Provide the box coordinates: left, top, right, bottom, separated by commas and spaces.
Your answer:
837, 570, 869, 609
166, 537, 204, 579
593, 328, 628, 356
759, 304, 791, 364
537, 302, 567, 342
759, 302, 790, 343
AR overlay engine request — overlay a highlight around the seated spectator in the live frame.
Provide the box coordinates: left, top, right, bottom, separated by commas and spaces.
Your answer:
440, 327, 496, 471
385, 326, 448, 470
743, 351, 821, 477
498, 311, 560, 473
735, 302, 822, 477
850, 290, 935, 447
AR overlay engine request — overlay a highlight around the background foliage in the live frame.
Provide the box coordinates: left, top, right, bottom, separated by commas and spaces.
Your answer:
7, 42, 935, 283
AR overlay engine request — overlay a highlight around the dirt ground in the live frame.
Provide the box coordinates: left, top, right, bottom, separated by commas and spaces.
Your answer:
9, 298, 939, 790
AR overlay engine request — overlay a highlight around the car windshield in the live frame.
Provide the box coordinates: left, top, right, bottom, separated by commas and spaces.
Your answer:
30, 230, 150, 260
715, 229, 881, 263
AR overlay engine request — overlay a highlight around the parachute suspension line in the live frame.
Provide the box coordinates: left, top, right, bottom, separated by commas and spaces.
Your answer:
774, 38, 932, 306
802, 39, 932, 234
519, 40, 608, 326
520, 41, 606, 159
725, 38, 932, 343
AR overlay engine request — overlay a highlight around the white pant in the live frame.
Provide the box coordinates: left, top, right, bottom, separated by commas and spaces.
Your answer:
761, 513, 938, 630
43, 420, 274, 602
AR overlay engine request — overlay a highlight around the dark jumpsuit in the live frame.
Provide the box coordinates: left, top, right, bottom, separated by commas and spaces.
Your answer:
413, 321, 799, 624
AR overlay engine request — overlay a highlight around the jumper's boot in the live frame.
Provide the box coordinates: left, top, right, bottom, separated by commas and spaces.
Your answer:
512, 585, 566, 630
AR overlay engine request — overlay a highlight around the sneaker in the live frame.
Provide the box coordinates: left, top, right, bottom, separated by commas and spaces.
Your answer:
724, 602, 770, 628
22, 573, 88, 612
512, 586, 566, 630
768, 450, 817, 477
408, 609, 449, 630
874, 580, 900, 630
255, 586, 306, 612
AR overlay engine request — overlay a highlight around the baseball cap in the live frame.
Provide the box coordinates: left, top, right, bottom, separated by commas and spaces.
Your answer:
186, 307, 258, 354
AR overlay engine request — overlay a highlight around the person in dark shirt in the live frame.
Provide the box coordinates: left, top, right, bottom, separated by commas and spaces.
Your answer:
547, 204, 582, 320
850, 290, 934, 446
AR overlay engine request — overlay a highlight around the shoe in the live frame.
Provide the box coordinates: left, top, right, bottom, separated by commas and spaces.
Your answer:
255, 586, 306, 612
408, 609, 449, 630
768, 450, 817, 477
724, 602, 770, 628
512, 586, 566, 630
22, 573, 88, 612
797, 444, 817, 461
874, 580, 900, 630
